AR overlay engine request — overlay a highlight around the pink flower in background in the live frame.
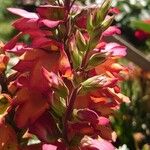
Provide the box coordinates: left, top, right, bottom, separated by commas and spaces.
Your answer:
135, 30, 150, 41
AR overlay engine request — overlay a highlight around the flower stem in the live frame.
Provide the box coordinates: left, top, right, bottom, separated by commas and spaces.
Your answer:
63, 87, 78, 143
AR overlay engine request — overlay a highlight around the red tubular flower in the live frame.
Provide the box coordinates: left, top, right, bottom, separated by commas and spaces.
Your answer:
2, 0, 130, 149
13, 88, 51, 128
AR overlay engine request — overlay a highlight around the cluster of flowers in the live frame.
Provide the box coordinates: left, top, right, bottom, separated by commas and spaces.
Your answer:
0, 0, 129, 149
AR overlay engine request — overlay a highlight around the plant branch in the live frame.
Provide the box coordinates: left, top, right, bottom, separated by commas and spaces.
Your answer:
63, 0, 74, 69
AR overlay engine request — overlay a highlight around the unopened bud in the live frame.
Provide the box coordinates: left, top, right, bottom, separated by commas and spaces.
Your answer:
80, 75, 117, 94
101, 15, 114, 31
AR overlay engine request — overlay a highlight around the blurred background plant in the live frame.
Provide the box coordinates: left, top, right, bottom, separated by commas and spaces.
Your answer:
113, 0, 150, 54
112, 62, 150, 150
0, 0, 17, 42
110, 1, 150, 149
0, 0, 150, 149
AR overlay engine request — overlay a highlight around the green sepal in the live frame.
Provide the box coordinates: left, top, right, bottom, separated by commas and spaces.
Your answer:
101, 15, 114, 31
86, 52, 107, 70
70, 40, 83, 69
87, 13, 94, 36
95, 0, 111, 25
76, 30, 87, 52
88, 27, 102, 51
54, 83, 69, 99
69, 134, 83, 147
79, 75, 108, 94
51, 95, 66, 117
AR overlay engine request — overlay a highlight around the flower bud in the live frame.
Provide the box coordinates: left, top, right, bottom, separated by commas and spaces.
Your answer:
101, 15, 114, 31
94, 0, 111, 26
80, 75, 117, 94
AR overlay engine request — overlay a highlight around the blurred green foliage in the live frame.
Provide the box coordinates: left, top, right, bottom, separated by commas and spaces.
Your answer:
114, 0, 150, 53
112, 62, 150, 150
0, 0, 18, 42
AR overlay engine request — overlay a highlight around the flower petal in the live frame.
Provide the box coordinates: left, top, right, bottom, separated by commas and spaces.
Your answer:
81, 136, 115, 150
42, 144, 57, 150
0, 123, 18, 150
77, 108, 99, 124
14, 88, 50, 128
6, 43, 28, 55
8, 8, 39, 19
13, 18, 39, 31
103, 26, 121, 36
4, 33, 22, 51
104, 43, 127, 57
39, 19, 62, 28
36, 5, 66, 20
29, 112, 58, 143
